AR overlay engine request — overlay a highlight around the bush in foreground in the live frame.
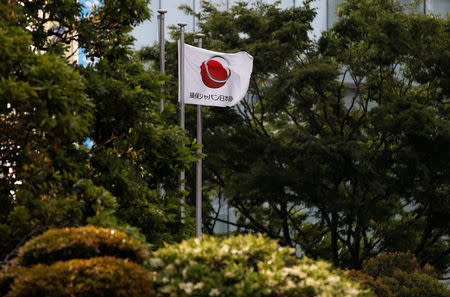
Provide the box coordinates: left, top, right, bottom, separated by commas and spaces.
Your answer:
349, 252, 449, 297
6, 257, 154, 297
17, 226, 149, 266
150, 234, 374, 297
1, 226, 153, 297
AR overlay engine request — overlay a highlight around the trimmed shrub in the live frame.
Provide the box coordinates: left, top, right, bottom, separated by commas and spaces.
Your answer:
349, 252, 450, 297
150, 234, 374, 297
360, 251, 422, 278
17, 226, 149, 266
6, 257, 154, 297
0, 266, 24, 296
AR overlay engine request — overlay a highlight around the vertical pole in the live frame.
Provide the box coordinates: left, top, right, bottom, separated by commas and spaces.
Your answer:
293, 0, 296, 8
193, 0, 196, 32
178, 22, 187, 223
227, 199, 230, 234
158, 9, 167, 113
195, 33, 205, 239
158, 0, 161, 9
158, 9, 167, 200
226, 0, 229, 11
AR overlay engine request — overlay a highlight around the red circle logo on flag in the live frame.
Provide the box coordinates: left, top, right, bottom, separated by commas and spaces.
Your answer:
200, 56, 231, 89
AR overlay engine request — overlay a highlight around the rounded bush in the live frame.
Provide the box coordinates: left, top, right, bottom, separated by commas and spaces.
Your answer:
349, 252, 449, 297
17, 226, 149, 266
6, 257, 154, 297
150, 234, 373, 297
361, 251, 421, 278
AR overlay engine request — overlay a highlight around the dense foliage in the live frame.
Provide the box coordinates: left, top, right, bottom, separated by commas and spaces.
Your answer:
140, 0, 450, 276
1, 226, 154, 297
1, 0, 198, 264
150, 233, 374, 297
17, 226, 149, 266
349, 252, 450, 297
6, 257, 154, 297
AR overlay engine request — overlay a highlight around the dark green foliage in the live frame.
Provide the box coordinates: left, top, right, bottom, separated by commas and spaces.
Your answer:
349, 252, 449, 297
80, 56, 198, 247
1, 0, 198, 263
6, 257, 154, 297
141, 0, 450, 276
0, 22, 101, 261
17, 226, 149, 266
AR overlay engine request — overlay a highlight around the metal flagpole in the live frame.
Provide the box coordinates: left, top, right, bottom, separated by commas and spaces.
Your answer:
195, 33, 205, 239
193, 0, 196, 33
178, 22, 187, 223
158, 9, 167, 199
158, 9, 167, 112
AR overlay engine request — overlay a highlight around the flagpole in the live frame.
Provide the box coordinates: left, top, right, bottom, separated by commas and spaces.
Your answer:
193, 0, 196, 33
195, 33, 205, 239
158, 9, 167, 113
158, 9, 167, 200
178, 22, 187, 223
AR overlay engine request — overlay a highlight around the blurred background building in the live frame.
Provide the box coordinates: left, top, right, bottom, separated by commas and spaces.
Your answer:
132, 0, 450, 50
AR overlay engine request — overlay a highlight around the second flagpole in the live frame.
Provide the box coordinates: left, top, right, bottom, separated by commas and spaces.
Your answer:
178, 22, 187, 222
195, 33, 205, 239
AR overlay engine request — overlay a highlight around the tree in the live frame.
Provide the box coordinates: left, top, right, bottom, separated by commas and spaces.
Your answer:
0, 22, 99, 262
1, 0, 198, 264
145, 0, 449, 275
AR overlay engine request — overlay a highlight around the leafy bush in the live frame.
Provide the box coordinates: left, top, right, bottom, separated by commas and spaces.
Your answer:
360, 251, 428, 278
0, 266, 24, 297
349, 252, 449, 297
6, 257, 154, 297
2, 226, 153, 297
17, 226, 149, 266
150, 234, 374, 297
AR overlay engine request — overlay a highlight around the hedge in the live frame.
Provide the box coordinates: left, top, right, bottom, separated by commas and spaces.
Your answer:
150, 233, 374, 297
6, 257, 154, 297
17, 226, 149, 266
349, 252, 450, 297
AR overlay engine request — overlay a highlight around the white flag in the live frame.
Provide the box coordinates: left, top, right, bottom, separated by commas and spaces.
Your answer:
179, 43, 253, 107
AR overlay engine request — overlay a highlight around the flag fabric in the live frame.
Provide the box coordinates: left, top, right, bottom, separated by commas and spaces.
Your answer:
179, 43, 253, 107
